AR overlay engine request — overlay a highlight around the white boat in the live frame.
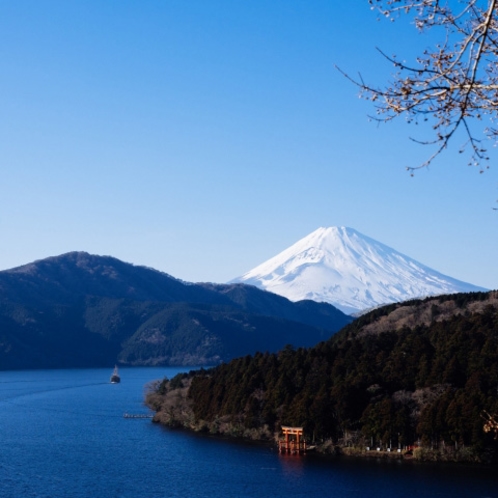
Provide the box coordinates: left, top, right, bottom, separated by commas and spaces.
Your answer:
110, 365, 120, 384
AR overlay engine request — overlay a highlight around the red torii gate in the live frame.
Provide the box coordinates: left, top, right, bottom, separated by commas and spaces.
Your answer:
278, 426, 306, 455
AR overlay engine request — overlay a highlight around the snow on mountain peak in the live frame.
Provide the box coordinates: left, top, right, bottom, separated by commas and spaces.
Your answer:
231, 227, 487, 315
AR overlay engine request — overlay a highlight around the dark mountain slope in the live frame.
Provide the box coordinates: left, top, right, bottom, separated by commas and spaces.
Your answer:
199, 283, 352, 331
147, 291, 498, 462
0, 253, 350, 369
118, 303, 330, 366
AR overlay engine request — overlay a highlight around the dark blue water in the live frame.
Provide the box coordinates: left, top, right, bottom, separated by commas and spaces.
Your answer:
1, 367, 497, 498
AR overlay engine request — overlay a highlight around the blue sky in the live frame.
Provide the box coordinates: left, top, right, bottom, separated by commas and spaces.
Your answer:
1, 1, 497, 289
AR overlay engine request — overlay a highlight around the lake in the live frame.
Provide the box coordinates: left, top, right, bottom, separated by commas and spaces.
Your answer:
1, 367, 497, 498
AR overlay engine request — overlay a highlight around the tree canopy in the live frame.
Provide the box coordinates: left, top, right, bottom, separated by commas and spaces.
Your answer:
148, 292, 498, 462
344, 0, 498, 173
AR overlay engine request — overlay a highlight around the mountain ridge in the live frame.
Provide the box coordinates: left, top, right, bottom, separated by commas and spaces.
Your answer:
0, 252, 351, 369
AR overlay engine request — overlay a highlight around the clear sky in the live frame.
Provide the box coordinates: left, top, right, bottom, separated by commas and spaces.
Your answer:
1, 1, 497, 290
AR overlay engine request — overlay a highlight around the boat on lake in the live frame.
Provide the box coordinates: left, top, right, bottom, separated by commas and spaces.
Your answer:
110, 366, 120, 384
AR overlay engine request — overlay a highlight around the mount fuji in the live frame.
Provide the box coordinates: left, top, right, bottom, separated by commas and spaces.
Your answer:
231, 227, 487, 315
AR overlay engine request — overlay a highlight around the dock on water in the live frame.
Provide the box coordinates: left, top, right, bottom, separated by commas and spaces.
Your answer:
123, 413, 154, 419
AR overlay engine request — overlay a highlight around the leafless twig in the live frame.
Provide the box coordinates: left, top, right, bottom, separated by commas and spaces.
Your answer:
341, 0, 498, 172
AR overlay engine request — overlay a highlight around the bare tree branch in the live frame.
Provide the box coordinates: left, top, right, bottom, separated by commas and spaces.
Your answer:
341, 0, 498, 171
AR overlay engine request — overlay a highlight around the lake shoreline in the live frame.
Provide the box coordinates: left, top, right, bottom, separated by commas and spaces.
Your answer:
145, 378, 494, 466
4, 366, 496, 498
148, 412, 491, 466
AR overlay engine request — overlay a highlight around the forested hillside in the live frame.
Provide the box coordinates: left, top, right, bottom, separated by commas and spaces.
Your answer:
147, 291, 498, 463
0, 252, 351, 369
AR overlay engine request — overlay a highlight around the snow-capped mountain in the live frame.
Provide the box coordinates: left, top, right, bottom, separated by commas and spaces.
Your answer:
231, 227, 487, 315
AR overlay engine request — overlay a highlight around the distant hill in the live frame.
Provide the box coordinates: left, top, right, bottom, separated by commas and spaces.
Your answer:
232, 227, 487, 314
0, 252, 352, 369
147, 290, 498, 463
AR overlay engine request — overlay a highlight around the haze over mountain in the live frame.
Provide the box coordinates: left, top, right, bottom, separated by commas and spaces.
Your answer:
232, 227, 487, 315
0, 252, 351, 370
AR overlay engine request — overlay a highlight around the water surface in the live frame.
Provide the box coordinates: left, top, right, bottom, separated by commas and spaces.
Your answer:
1, 367, 496, 497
